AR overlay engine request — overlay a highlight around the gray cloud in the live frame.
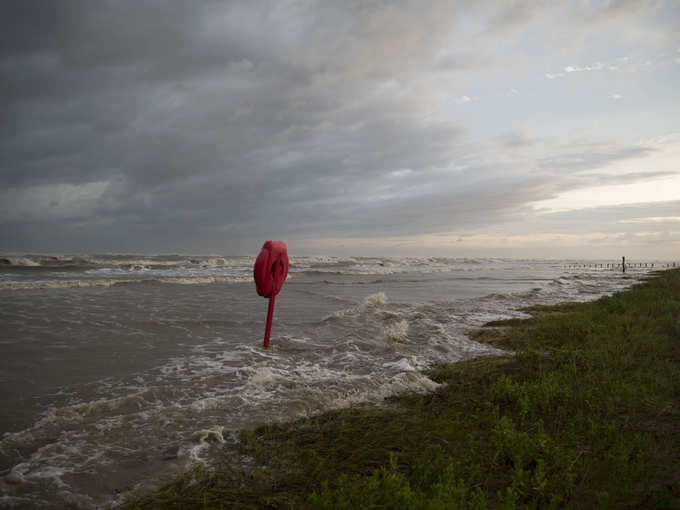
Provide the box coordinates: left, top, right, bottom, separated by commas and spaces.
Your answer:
437, 52, 493, 70
499, 129, 536, 149
530, 200, 680, 233
0, 1, 676, 254
537, 144, 656, 173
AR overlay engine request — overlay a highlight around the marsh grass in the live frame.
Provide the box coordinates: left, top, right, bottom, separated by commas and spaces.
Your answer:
123, 270, 680, 509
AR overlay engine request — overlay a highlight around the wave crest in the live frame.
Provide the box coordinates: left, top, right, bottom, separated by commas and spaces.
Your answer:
0, 276, 251, 291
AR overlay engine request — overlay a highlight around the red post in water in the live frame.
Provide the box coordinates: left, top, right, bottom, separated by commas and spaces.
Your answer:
263, 294, 275, 348
253, 241, 289, 348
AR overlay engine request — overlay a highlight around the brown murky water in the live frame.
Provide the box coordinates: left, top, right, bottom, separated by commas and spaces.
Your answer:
0, 255, 654, 508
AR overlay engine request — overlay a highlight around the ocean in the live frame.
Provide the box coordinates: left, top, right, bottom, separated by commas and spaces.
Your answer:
0, 253, 663, 508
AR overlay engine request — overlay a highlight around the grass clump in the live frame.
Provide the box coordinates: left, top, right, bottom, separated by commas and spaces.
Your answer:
123, 270, 680, 509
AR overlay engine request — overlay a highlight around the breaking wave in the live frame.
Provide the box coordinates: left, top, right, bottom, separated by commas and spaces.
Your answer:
0, 276, 252, 291
0, 254, 253, 269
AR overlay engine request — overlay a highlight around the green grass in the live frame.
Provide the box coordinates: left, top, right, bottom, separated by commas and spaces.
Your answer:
122, 269, 680, 509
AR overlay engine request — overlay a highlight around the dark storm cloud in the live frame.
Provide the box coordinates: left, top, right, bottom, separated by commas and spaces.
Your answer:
0, 0, 676, 254
1, 0, 478, 249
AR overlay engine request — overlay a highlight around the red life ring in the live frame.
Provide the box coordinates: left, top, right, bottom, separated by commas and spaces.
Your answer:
254, 240, 289, 298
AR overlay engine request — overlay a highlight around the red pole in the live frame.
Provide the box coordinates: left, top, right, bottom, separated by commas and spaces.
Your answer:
254, 240, 288, 349
263, 294, 275, 348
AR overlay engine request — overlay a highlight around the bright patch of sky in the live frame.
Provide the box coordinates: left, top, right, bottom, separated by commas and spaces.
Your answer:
532, 175, 680, 212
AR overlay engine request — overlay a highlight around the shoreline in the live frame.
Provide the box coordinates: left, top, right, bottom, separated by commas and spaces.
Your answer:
123, 269, 680, 508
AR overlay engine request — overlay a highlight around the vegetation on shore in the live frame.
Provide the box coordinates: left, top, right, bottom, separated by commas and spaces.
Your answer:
123, 269, 680, 509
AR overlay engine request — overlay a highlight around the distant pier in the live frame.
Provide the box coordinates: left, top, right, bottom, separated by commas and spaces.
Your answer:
564, 260, 677, 270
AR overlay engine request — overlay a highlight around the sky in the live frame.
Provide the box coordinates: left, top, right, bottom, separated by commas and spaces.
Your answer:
1, 0, 679, 259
